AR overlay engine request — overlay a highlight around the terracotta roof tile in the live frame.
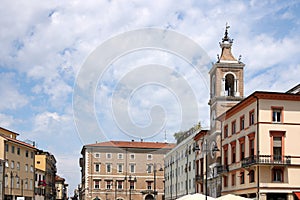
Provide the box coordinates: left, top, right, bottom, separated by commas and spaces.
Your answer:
86, 140, 175, 149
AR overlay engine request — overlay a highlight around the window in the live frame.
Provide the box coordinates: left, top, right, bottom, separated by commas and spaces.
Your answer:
231, 121, 236, 135
231, 144, 236, 163
249, 139, 255, 157
30, 165, 34, 172
231, 173, 235, 186
5, 175, 8, 187
25, 164, 28, 172
25, 150, 29, 157
240, 142, 245, 161
147, 164, 152, 173
240, 116, 245, 130
272, 108, 282, 123
106, 163, 112, 173
16, 177, 20, 188
240, 171, 245, 184
11, 161, 15, 169
273, 137, 282, 161
223, 125, 228, 138
147, 154, 153, 160
147, 181, 152, 190
5, 144, 9, 152
95, 163, 100, 172
224, 149, 228, 166
117, 181, 123, 189
31, 152, 34, 159
130, 154, 135, 160
118, 153, 123, 159
249, 170, 255, 183
94, 153, 100, 158
117, 163, 123, 173
94, 180, 100, 189
130, 181, 135, 190
106, 153, 112, 159
17, 148, 20, 155
223, 176, 228, 187
106, 181, 112, 189
17, 162, 20, 170
249, 110, 255, 126
272, 168, 283, 182
12, 146, 15, 153
130, 163, 135, 173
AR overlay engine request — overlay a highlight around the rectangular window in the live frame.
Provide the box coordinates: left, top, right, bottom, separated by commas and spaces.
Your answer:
11, 161, 15, 169
95, 163, 100, 172
117, 181, 123, 189
231, 145, 236, 163
147, 154, 153, 160
12, 146, 15, 153
106, 181, 112, 189
17, 162, 20, 170
30, 165, 34, 172
25, 150, 29, 157
249, 170, 255, 183
25, 164, 28, 172
130, 154, 135, 160
130, 181, 135, 190
147, 164, 152, 173
240, 143, 245, 160
223, 176, 228, 187
106, 163, 112, 173
240, 115, 245, 130
94, 180, 100, 189
231, 121, 236, 135
249, 110, 255, 126
130, 164, 135, 173
5, 144, 9, 152
31, 152, 34, 159
94, 153, 100, 158
272, 108, 282, 123
224, 125, 228, 138
273, 169, 283, 182
231, 173, 235, 186
17, 148, 20, 155
240, 171, 245, 184
249, 139, 255, 157
118, 153, 123, 159
224, 149, 228, 166
106, 153, 112, 159
147, 182, 152, 190
117, 163, 123, 173
273, 137, 282, 161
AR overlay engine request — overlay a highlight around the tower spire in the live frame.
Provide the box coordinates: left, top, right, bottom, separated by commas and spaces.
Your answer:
218, 23, 237, 63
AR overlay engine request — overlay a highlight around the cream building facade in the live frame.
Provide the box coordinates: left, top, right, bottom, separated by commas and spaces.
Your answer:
0, 127, 36, 200
79, 140, 174, 200
218, 89, 300, 200
164, 126, 200, 200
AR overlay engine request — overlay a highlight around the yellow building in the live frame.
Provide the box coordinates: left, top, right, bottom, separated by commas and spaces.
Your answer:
0, 127, 36, 200
79, 140, 175, 200
218, 88, 300, 200
35, 151, 57, 200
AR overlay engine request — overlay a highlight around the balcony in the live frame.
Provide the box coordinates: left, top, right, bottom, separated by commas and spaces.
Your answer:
195, 174, 204, 183
242, 155, 291, 168
216, 165, 229, 174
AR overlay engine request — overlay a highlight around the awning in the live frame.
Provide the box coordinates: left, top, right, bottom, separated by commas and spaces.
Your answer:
294, 192, 300, 200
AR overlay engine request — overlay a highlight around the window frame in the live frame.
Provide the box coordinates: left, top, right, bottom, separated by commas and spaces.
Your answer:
249, 110, 255, 126
272, 106, 283, 123
240, 115, 245, 130
231, 120, 236, 135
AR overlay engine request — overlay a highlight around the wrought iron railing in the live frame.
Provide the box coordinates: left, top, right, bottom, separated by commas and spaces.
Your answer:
242, 155, 291, 167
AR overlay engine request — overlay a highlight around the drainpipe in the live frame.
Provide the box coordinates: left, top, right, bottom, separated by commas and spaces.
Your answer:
254, 95, 260, 200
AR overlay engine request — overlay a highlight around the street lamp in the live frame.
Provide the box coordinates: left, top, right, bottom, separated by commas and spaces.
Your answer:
125, 175, 137, 200
147, 163, 163, 200
195, 140, 219, 200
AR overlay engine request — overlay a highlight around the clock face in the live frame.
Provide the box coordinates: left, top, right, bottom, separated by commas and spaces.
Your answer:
211, 110, 216, 128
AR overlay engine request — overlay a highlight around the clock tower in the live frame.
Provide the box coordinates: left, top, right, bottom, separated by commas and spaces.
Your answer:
209, 24, 245, 135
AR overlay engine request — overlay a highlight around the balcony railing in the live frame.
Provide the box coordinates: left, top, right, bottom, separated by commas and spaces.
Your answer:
242, 155, 291, 168
216, 165, 229, 174
195, 174, 204, 183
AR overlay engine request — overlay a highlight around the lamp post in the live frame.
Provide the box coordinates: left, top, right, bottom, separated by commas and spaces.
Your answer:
194, 139, 219, 200
148, 163, 163, 200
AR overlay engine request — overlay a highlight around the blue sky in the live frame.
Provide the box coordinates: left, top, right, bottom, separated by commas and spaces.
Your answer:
1, 0, 300, 194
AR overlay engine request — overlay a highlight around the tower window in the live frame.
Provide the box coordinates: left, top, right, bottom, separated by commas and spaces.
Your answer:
225, 74, 235, 96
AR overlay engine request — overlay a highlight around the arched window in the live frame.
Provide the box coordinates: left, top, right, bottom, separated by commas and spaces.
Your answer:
225, 74, 235, 96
